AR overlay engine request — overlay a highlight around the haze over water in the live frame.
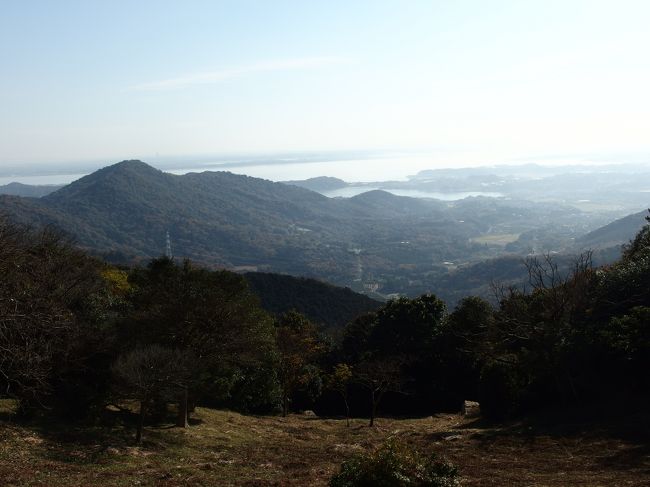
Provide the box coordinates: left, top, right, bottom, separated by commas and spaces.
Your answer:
0, 149, 632, 188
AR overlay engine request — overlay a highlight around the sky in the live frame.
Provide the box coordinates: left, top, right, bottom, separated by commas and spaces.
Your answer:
1, 0, 650, 169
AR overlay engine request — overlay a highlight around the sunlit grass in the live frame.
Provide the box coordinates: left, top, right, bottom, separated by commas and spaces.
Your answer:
0, 401, 647, 486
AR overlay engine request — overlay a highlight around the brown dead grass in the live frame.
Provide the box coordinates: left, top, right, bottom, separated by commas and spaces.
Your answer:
0, 400, 648, 486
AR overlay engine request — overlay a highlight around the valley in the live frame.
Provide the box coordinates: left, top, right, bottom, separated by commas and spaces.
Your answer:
0, 160, 647, 304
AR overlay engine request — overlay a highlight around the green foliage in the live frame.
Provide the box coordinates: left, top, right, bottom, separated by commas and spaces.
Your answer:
339, 294, 451, 421
124, 257, 280, 412
602, 307, 650, 391
328, 363, 353, 393
329, 438, 459, 487
275, 311, 324, 415
0, 220, 117, 416
436, 297, 495, 407
620, 210, 650, 261
0, 159, 592, 301
327, 363, 354, 423
245, 272, 380, 330
478, 359, 525, 421
371, 294, 447, 356
605, 307, 650, 361
2, 197, 650, 427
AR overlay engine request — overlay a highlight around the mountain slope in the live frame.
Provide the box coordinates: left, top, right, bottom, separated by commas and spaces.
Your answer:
0, 160, 599, 297
283, 176, 348, 192
577, 209, 649, 249
1, 161, 463, 277
245, 272, 381, 329
0, 182, 64, 198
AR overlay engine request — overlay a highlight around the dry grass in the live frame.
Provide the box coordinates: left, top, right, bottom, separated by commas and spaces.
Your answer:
0, 399, 648, 486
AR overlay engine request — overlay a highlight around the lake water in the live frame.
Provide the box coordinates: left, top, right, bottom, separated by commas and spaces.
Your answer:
168, 155, 441, 182
322, 186, 504, 200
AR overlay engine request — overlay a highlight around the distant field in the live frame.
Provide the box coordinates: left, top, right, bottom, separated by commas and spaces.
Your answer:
470, 233, 520, 246
1, 400, 648, 486
570, 201, 626, 213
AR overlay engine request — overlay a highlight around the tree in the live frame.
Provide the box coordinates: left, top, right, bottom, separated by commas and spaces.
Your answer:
0, 220, 110, 416
339, 294, 450, 422
446, 296, 494, 355
442, 297, 495, 407
112, 345, 189, 443
124, 258, 279, 421
354, 357, 404, 427
371, 295, 447, 358
327, 363, 353, 426
479, 252, 599, 417
275, 311, 323, 417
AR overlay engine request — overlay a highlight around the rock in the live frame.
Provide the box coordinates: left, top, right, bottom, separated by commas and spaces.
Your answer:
443, 434, 463, 441
302, 410, 317, 417
461, 400, 480, 417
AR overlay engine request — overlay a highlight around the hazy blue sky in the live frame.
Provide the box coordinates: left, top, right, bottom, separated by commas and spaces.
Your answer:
1, 0, 650, 166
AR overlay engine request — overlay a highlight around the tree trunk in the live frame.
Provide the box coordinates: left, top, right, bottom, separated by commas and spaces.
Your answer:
188, 396, 196, 413
176, 387, 189, 428
369, 390, 375, 427
343, 396, 350, 427
282, 392, 288, 417
136, 401, 146, 444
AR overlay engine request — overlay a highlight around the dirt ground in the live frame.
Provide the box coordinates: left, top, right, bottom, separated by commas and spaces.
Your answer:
0, 400, 648, 486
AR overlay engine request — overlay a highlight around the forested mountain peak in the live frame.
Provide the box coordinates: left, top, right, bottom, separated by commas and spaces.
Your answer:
44, 160, 170, 202
0, 159, 634, 302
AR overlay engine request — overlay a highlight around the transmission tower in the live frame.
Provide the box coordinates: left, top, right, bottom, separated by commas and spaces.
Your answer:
165, 231, 173, 259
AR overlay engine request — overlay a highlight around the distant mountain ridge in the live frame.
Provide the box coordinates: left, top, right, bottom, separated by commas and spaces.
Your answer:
283, 176, 349, 192
0, 160, 616, 300
0, 182, 64, 198
577, 209, 649, 249
0, 161, 462, 280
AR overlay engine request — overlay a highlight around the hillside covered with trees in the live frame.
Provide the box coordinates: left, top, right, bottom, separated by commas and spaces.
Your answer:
0, 160, 623, 302
0, 210, 649, 484
1, 213, 648, 421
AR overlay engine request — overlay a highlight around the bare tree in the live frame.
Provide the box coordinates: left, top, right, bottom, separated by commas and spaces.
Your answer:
0, 219, 104, 414
327, 363, 353, 426
354, 357, 404, 427
112, 345, 189, 443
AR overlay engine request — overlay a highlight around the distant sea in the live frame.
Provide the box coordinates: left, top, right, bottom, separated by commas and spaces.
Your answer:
0, 154, 447, 186
1, 151, 622, 199
0, 155, 502, 201
0, 173, 89, 186
0, 152, 529, 200
322, 187, 504, 200
168, 155, 443, 182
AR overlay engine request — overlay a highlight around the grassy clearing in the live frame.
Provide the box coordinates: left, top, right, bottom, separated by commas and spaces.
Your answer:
0, 400, 648, 486
470, 234, 520, 246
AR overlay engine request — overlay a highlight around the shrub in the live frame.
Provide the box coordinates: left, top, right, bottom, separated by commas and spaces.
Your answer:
329, 438, 459, 487
478, 359, 524, 421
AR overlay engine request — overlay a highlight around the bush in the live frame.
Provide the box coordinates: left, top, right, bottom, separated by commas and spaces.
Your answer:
478, 359, 526, 421
329, 438, 459, 487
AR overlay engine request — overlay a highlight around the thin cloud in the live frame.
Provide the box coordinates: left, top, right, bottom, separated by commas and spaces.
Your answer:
128, 56, 349, 91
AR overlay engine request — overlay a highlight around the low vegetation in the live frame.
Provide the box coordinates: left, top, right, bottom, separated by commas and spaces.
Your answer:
1, 399, 648, 486
1, 212, 649, 484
